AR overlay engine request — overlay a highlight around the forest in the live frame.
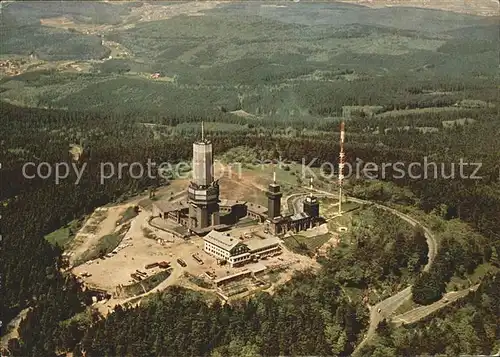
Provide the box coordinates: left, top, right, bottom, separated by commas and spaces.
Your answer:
359, 271, 499, 356
1, 94, 498, 355
1, 2, 499, 356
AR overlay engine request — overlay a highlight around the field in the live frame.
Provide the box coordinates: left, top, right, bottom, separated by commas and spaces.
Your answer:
44, 218, 84, 248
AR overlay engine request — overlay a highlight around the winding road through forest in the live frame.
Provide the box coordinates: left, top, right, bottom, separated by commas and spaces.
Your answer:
289, 188, 440, 354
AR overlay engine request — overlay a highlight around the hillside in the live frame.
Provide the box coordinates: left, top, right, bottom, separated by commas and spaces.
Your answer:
0, 2, 499, 357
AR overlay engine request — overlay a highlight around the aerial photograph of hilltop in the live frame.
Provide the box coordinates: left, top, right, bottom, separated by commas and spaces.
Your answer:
0, 1, 498, 356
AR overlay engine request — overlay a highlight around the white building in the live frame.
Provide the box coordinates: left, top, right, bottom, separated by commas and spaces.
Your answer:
203, 230, 281, 267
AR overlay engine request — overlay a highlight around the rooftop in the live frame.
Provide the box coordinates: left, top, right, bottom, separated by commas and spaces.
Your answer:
191, 224, 230, 235
245, 235, 281, 252
153, 200, 189, 213
246, 202, 268, 214
245, 262, 267, 274
219, 199, 247, 207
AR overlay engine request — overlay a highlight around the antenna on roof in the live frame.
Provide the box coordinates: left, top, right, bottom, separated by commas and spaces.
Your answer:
273, 170, 276, 184
201, 121, 205, 142
309, 177, 313, 196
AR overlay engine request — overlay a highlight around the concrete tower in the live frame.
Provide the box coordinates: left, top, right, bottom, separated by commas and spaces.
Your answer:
338, 121, 346, 215
188, 122, 220, 231
266, 171, 282, 219
303, 177, 319, 218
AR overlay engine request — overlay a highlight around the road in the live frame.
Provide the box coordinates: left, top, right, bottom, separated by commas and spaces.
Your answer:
300, 188, 440, 354
310, 188, 437, 272
392, 284, 479, 326
284, 192, 307, 215
262, 186, 443, 351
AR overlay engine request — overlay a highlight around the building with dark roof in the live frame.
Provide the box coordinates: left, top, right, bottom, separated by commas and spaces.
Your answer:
266, 180, 324, 235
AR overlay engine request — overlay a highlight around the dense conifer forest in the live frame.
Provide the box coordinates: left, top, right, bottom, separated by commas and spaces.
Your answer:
1, 2, 499, 355
1, 96, 498, 355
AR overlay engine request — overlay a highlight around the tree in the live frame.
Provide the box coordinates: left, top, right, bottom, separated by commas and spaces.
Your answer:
240, 343, 261, 357
412, 271, 445, 305
490, 247, 499, 267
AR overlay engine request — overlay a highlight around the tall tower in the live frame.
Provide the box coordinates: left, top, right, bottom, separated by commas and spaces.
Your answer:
188, 122, 220, 231
338, 121, 345, 215
303, 177, 320, 217
266, 171, 282, 219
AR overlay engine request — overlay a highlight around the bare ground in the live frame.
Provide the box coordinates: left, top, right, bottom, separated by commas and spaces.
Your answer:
73, 208, 318, 294
68, 205, 128, 266
66, 166, 341, 314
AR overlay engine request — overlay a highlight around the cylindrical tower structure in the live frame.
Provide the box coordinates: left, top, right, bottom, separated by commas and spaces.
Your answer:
192, 141, 213, 187
188, 122, 220, 232
338, 121, 345, 215
266, 171, 282, 219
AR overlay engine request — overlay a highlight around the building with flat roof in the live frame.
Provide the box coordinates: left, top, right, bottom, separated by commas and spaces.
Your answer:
245, 235, 281, 258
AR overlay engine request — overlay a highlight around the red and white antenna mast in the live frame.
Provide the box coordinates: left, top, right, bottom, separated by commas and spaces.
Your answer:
338, 121, 345, 215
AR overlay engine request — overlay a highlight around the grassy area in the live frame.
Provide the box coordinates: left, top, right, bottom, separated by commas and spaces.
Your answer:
185, 273, 213, 289
394, 298, 419, 315
74, 227, 127, 266
283, 233, 332, 255
327, 210, 354, 234
122, 269, 172, 297
341, 201, 362, 213
116, 206, 138, 225
45, 226, 71, 248
251, 163, 304, 187
447, 262, 498, 292
44, 219, 81, 248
